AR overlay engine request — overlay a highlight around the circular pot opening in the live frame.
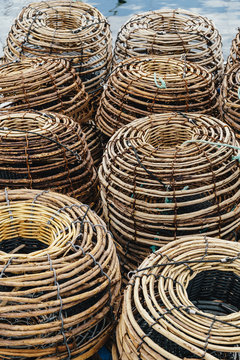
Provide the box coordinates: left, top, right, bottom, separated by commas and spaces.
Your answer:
187, 269, 240, 315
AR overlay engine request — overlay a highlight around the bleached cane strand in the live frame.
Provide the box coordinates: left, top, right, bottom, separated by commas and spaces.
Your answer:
99, 112, 240, 281
114, 236, 240, 360
113, 9, 224, 85
0, 188, 121, 359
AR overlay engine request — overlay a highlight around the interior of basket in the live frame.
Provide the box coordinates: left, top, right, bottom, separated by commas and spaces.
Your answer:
0, 205, 56, 254
144, 122, 193, 148
187, 269, 240, 315
46, 12, 83, 30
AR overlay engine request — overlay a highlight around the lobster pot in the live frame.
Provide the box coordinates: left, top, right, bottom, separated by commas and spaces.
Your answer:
0, 188, 121, 360
0, 58, 92, 124
81, 120, 104, 168
113, 236, 240, 360
0, 111, 100, 211
226, 29, 240, 70
3, 0, 112, 102
96, 56, 220, 139
113, 9, 224, 85
221, 63, 240, 138
99, 112, 240, 281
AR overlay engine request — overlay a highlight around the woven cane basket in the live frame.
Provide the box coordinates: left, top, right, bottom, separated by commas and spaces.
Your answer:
221, 63, 240, 139
99, 112, 240, 281
113, 236, 240, 360
0, 57, 92, 124
0, 188, 121, 360
226, 28, 240, 70
3, 0, 112, 101
113, 9, 224, 85
96, 56, 220, 139
0, 111, 100, 211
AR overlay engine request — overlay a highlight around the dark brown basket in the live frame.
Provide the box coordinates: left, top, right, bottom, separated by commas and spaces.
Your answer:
96, 56, 220, 139
99, 112, 240, 282
0, 188, 121, 360
113, 236, 240, 360
226, 28, 240, 70
0, 57, 92, 124
221, 63, 240, 139
3, 0, 112, 102
0, 111, 100, 212
113, 9, 224, 85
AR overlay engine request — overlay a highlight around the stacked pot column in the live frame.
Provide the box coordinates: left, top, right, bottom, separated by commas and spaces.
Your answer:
0, 57, 103, 167
99, 112, 240, 282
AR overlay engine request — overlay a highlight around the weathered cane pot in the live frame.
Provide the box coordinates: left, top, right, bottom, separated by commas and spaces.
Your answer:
113, 9, 224, 85
3, 0, 112, 102
99, 112, 240, 281
96, 56, 220, 139
0, 188, 121, 359
0, 111, 100, 211
0, 57, 92, 124
113, 236, 240, 360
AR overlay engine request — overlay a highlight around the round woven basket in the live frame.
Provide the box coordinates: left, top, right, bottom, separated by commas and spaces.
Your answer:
113, 236, 240, 360
81, 120, 104, 168
96, 56, 220, 139
3, 0, 112, 102
226, 28, 240, 70
113, 9, 224, 85
99, 112, 240, 281
0, 188, 121, 360
0, 111, 100, 211
221, 63, 240, 139
0, 57, 92, 124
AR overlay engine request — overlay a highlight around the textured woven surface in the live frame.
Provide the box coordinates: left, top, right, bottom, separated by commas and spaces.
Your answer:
226, 28, 240, 69
113, 236, 240, 360
0, 111, 100, 211
0, 57, 91, 124
3, 0, 112, 102
221, 63, 240, 139
81, 120, 104, 168
113, 9, 224, 85
99, 112, 240, 281
96, 56, 220, 138
0, 188, 121, 359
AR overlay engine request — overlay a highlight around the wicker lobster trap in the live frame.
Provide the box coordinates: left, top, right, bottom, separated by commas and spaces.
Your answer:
3, 0, 112, 102
0, 188, 121, 359
226, 28, 240, 70
96, 56, 220, 139
221, 63, 240, 139
99, 112, 240, 281
113, 9, 224, 85
0, 57, 92, 124
113, 236, 240, 360
0, 111, 100, 211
